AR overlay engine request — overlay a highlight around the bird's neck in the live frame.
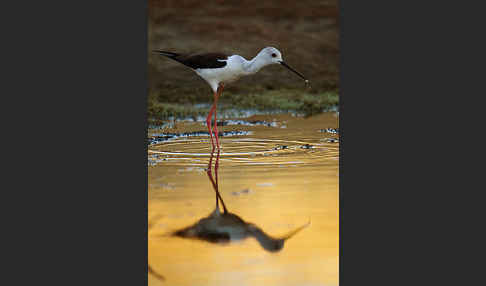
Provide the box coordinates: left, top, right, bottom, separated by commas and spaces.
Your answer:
243, 53, 269, 75
248, 225, 284, 252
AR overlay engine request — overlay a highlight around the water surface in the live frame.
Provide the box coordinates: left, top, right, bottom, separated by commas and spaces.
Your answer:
148, 112, 339, 286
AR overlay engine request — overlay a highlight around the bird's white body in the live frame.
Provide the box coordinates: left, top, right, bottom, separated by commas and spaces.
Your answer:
194, 55, 247, 92
194, 47, 285, 92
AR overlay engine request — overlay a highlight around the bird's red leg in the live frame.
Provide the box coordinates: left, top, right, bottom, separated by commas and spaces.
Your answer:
213, 83, 224, 148
213, 106, 219, 148
206, 94, 217, 149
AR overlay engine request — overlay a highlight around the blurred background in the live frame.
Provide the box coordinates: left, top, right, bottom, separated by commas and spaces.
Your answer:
148, 0, 339, 120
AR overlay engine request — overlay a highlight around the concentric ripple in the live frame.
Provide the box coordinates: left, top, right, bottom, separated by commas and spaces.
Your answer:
148, 137, 338, 167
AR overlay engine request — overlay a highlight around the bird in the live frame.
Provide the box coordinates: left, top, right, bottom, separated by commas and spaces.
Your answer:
153, 47, 309, 149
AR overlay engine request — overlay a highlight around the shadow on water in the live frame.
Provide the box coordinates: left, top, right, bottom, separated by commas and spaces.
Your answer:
148, 146, 310, 282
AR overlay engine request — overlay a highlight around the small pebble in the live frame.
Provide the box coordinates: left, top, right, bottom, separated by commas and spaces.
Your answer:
319, 128, 339, 134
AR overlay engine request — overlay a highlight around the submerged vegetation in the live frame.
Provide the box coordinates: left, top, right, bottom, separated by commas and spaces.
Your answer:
226, 89, 339, 116
148, 89, 338, 121
148, 102, 208, 121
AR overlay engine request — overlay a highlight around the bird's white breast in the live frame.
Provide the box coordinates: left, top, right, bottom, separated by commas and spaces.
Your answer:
194, 55, 246, 92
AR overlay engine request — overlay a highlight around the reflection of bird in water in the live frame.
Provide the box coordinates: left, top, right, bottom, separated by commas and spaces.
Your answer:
153, 47, 308, 149
173, 205, 310, 252
173, 147, 310, 252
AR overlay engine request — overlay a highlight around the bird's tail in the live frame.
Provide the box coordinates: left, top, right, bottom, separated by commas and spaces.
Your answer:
153, 50, 180, 59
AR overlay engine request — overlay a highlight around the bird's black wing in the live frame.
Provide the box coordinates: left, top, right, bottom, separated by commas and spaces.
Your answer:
155, 51, 228, 69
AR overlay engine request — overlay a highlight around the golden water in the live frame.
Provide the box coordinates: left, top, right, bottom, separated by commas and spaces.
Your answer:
148, 112, 339, 286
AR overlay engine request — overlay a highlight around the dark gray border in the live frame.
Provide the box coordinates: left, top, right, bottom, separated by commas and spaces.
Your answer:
4, 1, 148, 284
339, 0, 480, 284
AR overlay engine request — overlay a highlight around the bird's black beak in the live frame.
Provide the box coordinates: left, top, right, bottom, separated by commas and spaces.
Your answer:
279, 61, 309, 84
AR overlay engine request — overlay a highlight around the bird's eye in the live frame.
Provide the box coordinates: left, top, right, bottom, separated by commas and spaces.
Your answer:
271, 53, 277, 58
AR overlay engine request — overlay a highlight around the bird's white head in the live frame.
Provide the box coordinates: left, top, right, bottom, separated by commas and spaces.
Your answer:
259, 47, 284, 64
258, 47, 309, 83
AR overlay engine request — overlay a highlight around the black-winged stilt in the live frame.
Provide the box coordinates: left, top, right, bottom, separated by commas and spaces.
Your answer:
153, 47, 309, 149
